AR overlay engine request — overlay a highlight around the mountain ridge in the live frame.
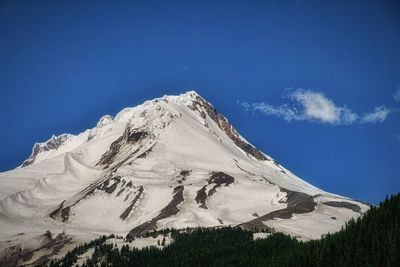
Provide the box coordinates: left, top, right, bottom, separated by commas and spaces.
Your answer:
0, 91, 369, 265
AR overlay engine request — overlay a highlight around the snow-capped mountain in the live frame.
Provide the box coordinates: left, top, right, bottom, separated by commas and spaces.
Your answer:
0, 91, 368, 264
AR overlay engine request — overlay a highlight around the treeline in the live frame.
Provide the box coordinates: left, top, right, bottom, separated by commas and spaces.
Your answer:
47, 235, 108, 267
278, 194, 400, 267
47, 194, 399, 267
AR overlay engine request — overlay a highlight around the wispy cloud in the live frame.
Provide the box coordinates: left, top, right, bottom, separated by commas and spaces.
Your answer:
360, 106, 391, 124
239, 88, 392, 125
241, 102, 303, 122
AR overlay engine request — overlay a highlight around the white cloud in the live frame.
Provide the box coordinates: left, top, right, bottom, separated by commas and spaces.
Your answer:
240, 88, 391, 125
341, 107, 359, 125
289, 89, 358, 124
250, 103, 303, 122
360, 106, 392, 124
289, 90, 339, 123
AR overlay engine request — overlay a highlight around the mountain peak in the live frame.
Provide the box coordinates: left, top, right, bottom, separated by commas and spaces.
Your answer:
97, 115, 114, 128
1, 91, 369, 261
180, 90, 201, 99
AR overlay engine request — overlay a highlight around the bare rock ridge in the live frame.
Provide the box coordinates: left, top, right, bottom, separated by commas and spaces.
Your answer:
127, 185, 184, 239
1, 231, 71, 267
22, 134, 72, 167
188, 93, 269, 161
323, 201, 361, 213
97, 126, 150, 167
120, 186, 144, 220
240, 189, 363, 232
195, 172, 235, 209
240, 189, 317, 231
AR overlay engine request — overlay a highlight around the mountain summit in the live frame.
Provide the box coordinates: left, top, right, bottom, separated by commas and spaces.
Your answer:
0, 91, 368, 260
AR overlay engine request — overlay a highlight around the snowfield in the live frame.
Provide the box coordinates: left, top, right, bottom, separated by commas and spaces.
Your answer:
0, 91, 369, 266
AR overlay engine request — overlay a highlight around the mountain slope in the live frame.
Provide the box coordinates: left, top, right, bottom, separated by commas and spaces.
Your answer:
0, 91, 369, 264
49, 194, 398, 267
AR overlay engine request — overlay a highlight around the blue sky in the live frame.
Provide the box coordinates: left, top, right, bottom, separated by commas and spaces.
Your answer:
0, 0, 399, 204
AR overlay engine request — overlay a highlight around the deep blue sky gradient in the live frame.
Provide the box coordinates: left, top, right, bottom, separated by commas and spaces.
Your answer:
1, 0, 399, 203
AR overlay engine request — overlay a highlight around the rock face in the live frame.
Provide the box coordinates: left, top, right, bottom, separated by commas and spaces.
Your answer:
188, 93, 269, 161
0, 91, 369, 262
21, 134, 73, 167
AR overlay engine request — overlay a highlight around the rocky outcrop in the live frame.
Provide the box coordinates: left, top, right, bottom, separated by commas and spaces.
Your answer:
22, 134, 72, 167
96, 115, 113, 128
127, 185, 184, 239
195, 185, 208, 209
323, 201, 361, 213
1, 231, 71, 267
188, 93, 269, 161
240, 189, 317, 231
120, 186, 144, 220
49, 175, 123, 222
195, 172, 235, 209
97, 126, 149, 167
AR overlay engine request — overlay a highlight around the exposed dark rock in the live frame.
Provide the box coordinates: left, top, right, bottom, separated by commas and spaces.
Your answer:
240, 189, 317, 231
218, 218, 224, 224
261, 175, 274, 185
22, 251, 33, 261
120, 186, 144, 220
179, 170, 191, 177
49, 204, 71, 223
176, 170, 192, 184
127, 185, 184, 239
207, 172, 235, 197
353, 199, 373, 207
29, 233, 72, 266
61, 206, 70, 222
97, 126, 149, 167
110, 147, 141, 171
195, 172, 235, 209
102, 176, 121, 194
3, 232, 72, 267
323, 201, 361, 213
124, 193, 131, 202
116, 188, 125, 197
252, 213, 259, 217
49, 201, 64, 220
127, 131, 147, 143
195, 185, 208, 209
137, 145, 154, 159
158, 185, 184, 219
22, 134, 72, 167
49, 175, 122, 222
207, 185, 219, 197
279, 189, 313, 207
97, 135, 124, 166
188, 95, 269, 161
208, 172, 235, 186
49, 201, 70, 222
236, 164, 256, 175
